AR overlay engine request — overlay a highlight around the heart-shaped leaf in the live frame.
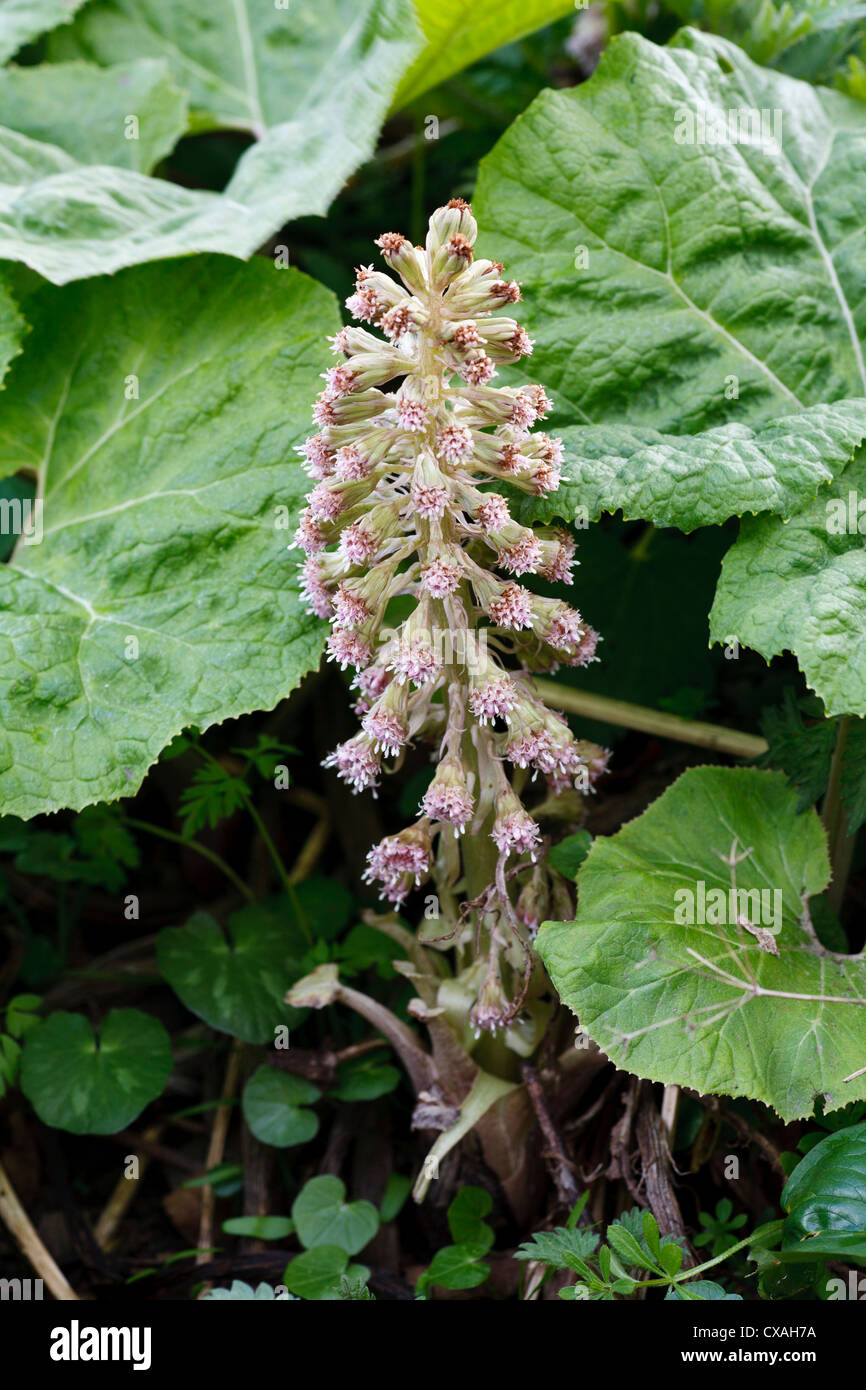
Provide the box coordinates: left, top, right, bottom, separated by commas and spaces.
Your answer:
204, 1279, 294, 1300
157, 900, 309, 1044
242, 1066, 320, 1148
447, 1186, 494, 1249
282, 1246, 369, 1301
0, 258, 335, 817
284, 876, 354, 943
417, 1244, 491, 1293
291, 1176, 379, 1255
538, 767, 866, 1122
20, 1007, 172, 1133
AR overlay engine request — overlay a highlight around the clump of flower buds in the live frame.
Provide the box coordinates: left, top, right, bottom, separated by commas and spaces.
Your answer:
295, 201, 607, 1022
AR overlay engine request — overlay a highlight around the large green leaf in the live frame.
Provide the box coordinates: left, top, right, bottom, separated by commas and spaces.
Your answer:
392, 0, 575, 108
782, 1123, 866, 1256
0, 133, 270, 282
475, 29, 866, 690
0, 60, 187, 173
0, 0, 88, 62
538, 767, 866, 1122
513, 403, 866, 532
50, 0, 418, 135
0, 277, 25, 392
3, 0, 422, 282
20, 1007, 172, 1133
710, 450, 866, 716
474, 30, 866, 433
0, 257, 334, 817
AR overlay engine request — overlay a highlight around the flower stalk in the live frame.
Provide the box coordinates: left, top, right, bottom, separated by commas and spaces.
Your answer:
296, 200, 607, 1028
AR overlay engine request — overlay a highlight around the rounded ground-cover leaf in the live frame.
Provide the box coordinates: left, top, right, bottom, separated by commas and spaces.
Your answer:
157, 900, 309, 1044
283, 1246, 368, 1300
291, 1176, 379, 1255
0, 258, 336, 817
538, 767, 866, 1122
204, 1279, 294, 1300
782, 1123, 866, 1257
475, 29, 866, 435
242, 1066, 320, 1148
447, 1186, 494, 1250
711, 448, 866, 716
20, 1007, 172, 1133
418, 1245, 490, 1292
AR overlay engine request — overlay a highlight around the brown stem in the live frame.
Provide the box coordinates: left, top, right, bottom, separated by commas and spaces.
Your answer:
94, 1123, 164, 1251
287, 814, 331, 884
521, 1062, 580, 1208
196, 1038, 244, 1273
635, 1086, 695, 1267
0, 1156, 79, 1300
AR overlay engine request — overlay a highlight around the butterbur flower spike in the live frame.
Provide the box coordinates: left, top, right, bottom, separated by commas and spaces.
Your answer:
295, 199, 608, 1026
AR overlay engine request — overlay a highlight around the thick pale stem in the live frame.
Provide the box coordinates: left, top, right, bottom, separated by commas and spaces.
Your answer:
336, 982, 436, 1095
535, 680, 767, 760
